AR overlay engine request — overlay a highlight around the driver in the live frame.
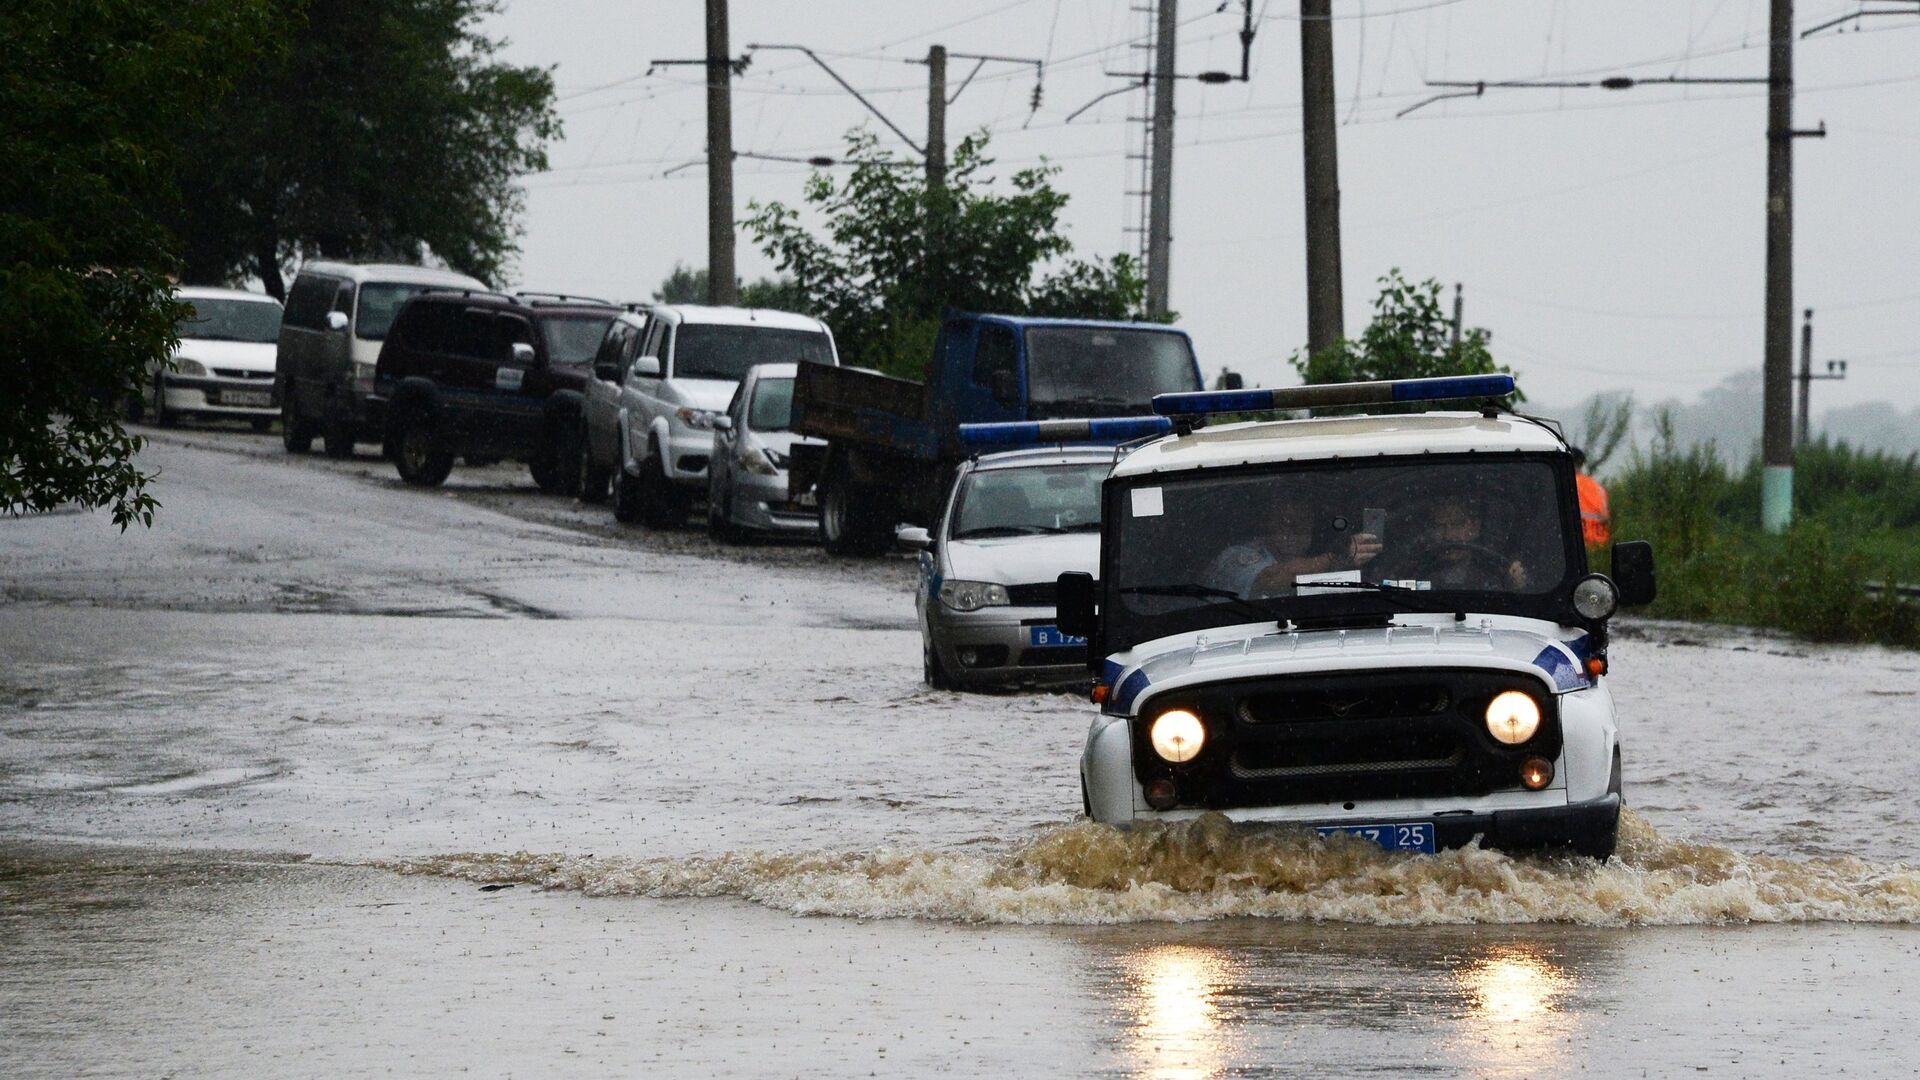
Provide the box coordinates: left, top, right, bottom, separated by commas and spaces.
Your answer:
1207, 491, 1381, 599
1412, 498, 1529, 590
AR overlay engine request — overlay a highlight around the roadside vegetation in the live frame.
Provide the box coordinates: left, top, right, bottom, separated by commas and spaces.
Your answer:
1606, 416, 1920, 649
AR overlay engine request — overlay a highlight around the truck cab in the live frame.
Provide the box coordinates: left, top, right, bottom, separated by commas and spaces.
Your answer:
791, 313, 1204, 555
1058, 376, 1657, 860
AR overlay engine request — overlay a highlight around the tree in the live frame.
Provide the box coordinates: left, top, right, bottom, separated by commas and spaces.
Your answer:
1290, 269, 1516, 407
3, 0, 278, 528
171, 0, 559, 297
652, 263, 810, 313
745, 131, 1149, 377
1573, 391, 1635, 472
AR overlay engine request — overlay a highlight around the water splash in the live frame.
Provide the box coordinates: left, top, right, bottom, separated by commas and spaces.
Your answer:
385, 812, 1920, 927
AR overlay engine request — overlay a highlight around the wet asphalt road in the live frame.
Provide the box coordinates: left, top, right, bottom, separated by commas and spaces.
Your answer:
3, 424, 1920, 1078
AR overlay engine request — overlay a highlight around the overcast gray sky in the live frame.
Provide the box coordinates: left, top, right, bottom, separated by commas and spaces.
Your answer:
487, 1, 1920, 414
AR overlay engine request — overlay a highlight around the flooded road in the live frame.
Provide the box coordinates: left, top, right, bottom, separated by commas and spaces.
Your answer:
4, 430, 1920, 1076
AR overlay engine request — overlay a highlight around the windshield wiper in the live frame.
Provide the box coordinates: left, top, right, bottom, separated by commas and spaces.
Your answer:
951, 525, 1049, 539
1119, 582, 1275, 623
1296, 580, 1414, 592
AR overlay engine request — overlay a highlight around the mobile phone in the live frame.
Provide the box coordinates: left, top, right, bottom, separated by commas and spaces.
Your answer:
1363, 507, 1386, 539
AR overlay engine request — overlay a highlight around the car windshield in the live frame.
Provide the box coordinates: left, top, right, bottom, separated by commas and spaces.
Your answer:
748, 377, 795, 432
1023, 327, 1199, 416
356, 283, 445, 341
674, 324, 832, 381
543, 314, 614, 366
950, 462, 1109, 539
177, 298, 281, 343
1106, 457, 1577, 648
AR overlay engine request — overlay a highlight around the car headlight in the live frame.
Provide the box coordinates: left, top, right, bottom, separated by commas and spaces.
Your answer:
172, 358, 207, 377
741, 447, 779, 476
1485, 690, 1542, 745
1149, 709, 1206, 763
676, 406, 722, 430
938, 579, 1009, 612
1571, 574, 1619, 620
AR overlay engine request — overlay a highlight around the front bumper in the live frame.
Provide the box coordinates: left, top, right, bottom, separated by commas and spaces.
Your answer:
1143, 793, 1621, 855
159, 373, 278, 418
662, 427, 715, 486
926, 604, 1088, 687
728, 470, 819, 535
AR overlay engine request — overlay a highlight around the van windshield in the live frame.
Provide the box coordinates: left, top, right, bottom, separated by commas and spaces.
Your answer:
178, 298, 281, 343
1104, 457, 1578, 649
357, 284, 445, 341
1023, 327, 1199, 417
674, 325, 833, 381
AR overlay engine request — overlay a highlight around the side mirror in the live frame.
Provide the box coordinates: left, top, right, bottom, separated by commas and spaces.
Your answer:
1611, 540, 1657, 606
631, 355, 662, 379
989, 370, 1019, 405
325, 311, 349, 332
713, 415, 734, 433
895, 525, 933, 552
510, 342, 536, 366
1056, 571, 1096, 640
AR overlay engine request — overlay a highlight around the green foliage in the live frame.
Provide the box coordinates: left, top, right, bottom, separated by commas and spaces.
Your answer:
652, 262, 810, 313
1574, 392, 1634, 472
745, 131, 1150, 377
1607, 428, 1920, 649
2, 0, 278, 528
1290, 269, 1515, 409
171, 0, 560, 295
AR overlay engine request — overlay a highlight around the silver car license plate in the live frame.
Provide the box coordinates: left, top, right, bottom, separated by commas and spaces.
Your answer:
222, 390, 272, 408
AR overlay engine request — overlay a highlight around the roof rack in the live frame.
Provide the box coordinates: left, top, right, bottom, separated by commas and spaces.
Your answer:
513, 291, 617, 307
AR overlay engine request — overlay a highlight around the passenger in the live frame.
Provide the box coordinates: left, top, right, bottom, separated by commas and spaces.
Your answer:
1208, 493, 1381, 598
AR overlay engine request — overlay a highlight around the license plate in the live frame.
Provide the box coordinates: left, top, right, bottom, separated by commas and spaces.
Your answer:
221, 390, 272, 407
1316, 821, 1436, 853
1028, 625, 1087, 647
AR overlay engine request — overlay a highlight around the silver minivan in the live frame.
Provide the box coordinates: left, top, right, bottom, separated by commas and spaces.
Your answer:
275, 261, 486, 457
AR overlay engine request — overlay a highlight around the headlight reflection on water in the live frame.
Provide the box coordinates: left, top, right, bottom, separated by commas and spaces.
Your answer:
1126, 945, 1232, 1080
1452, 943, 1576, 1074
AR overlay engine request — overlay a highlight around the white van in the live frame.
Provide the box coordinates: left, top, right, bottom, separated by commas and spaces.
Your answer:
275, 261, 486, 457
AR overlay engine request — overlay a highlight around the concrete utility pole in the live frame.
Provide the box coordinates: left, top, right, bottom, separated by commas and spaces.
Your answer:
926, 45, 947, 191
1145, 0, 1178, 320
706, 0, 737, 307
1760, 0, 1796, 531
1300, 0, 1345, 352
1451, 283, 1463, 350
1797, 308, 1814, 447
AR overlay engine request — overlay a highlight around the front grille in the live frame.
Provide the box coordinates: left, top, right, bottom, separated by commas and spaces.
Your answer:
1133, 670, 1561, 808
1007, 582, 1057, 606
211, 368, 274, 380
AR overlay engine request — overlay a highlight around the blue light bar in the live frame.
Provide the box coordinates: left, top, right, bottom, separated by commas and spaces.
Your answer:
957, 416, 1173, 446
1152, 374, 1515, 417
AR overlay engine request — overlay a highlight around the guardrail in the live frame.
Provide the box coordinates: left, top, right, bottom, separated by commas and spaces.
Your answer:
1863, 581, 1920, 603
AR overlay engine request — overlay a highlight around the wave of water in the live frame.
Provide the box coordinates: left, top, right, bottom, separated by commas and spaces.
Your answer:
386, 812, 1920, 927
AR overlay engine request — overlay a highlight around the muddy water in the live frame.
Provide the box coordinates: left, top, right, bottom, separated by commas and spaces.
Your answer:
5, 435, 1920, 1075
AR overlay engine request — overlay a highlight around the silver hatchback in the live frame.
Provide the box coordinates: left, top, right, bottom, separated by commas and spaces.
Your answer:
707, 363, 825, 540
903, 447, 1115, 690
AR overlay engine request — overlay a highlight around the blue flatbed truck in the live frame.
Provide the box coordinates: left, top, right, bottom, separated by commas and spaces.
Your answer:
788, 312, 1204, 554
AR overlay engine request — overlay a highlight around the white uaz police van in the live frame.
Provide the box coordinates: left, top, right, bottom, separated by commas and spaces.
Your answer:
1055, 375, 1655, 860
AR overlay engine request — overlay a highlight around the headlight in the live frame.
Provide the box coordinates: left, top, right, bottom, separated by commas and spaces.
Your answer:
1149, 709, 1206, 763
173, 358, 207, 376
938, 579, 1009, 612
1485, 690, 1542, 745
741, 447, 779, 476
1571, 574, 1619, 620
676, 406, 722, 430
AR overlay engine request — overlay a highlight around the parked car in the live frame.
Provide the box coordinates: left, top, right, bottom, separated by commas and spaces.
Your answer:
1065, 375, 1657, 859
276, 261, 487, 458
372, 290, 617, 488
131, 287, 282, 430
899, 445, 1116, 690
577, 305, 839, 527
706, 363, 824, 541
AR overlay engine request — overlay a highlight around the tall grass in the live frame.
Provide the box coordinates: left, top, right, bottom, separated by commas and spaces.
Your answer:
1607, 415, 1920, 648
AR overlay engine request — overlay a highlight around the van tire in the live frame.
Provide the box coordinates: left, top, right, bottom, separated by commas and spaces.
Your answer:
322, 416, 355, 459
392, 408, 454, 487
281, 389, 316, 454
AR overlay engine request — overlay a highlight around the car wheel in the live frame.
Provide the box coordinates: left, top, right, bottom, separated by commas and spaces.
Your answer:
529, 450, 560, 494
281, 389, 315, 454
1081, 774, 1093, 819
707, 478, 748, 544
392, 408, 454, 487
322, 415, 355, 459
923, 636, 959, 690
819, 466, 889, 556
577, 426, 610, 504
152, 372, 176, 428
636, 445, 687, 529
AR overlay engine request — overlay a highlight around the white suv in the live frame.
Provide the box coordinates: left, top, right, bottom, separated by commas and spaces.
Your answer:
579, 305, 838, 527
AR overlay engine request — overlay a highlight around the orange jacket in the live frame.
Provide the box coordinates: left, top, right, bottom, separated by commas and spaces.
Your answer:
1576, 473, 1611, 548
